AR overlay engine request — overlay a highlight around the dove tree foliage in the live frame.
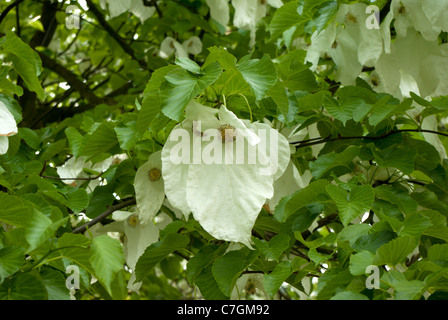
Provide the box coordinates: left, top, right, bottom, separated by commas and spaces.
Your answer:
1, 0, 448, 301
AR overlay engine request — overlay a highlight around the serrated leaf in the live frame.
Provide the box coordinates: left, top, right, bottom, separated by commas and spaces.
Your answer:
253, 234, 290, 262
160, 62, 222, 121
0, 272, 48, 300
349, 251, 375, 275
0, 246, 25, 282
81, 122, 118, 162
186, 244, 227, 284
211, 248, 258, 297
277, 179, 329, 222
237, 55, 277, 101
1, 32, 44, 99
135, 233, 189, 282
89, 235, 124, 294
374, 236, 418, 266
326, 184, 374, 226
263, 260, 294, 297
310, 146, 360, 179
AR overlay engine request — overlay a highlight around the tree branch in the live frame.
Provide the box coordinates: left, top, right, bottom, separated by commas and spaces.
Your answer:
38, 51, 116, 107
0, 0, 25, 26
72, 198, 137, 234
85, 0, 149, 70
292, 128, 448, 148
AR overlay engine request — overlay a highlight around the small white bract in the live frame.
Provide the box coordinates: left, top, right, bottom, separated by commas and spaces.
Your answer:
0, 100, 18, 155
232, 0, 283, 46
134, 150, 165, 226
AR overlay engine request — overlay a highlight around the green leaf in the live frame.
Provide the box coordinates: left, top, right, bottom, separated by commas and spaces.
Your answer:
268, 81, 289, 116
375, 185, 418, 214
65, 127, 84, 158
81, 122, 119, 162
89, 235, 124, 294
194, 266, 229, 300
211, 248, 258, 297
137, 65, 179, 136
40, 267, 70, 300
186, 244, 227, 284
331, 291, 369, 300
175, 57, 202, 74
160, 62, 222, 121
276, 179, 330, 222
0, 246, 25, 282
0, 66, 23, 96
135, 233, 190, 282
263, 260, 294, 297
0, 272, 48, 300
1, 32, 44, 99
19, 128, 40, 150
115, 121, 138, 151
253, 234, 290, 262
277, 51, 319, 92
66, 188, 89, 213
370, 144, 417, 175
421, 210, 448, 242
399, 213, 432, 238
326, 184, 374, 226
269, 1, 301, 38
349, 251, 375, 276
310, 146, 360, 179
237, 55, 277, 101
374, 236, 418, 266
382, 270, 425, 300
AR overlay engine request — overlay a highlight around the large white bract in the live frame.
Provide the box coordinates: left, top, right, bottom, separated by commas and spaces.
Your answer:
0, 100, 18, 155
161, 100, 290, 247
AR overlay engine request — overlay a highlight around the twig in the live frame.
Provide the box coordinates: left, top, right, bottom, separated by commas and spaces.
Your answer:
292, 128, 448, 148
85, 0, 149, 70
72, 198, 137, 234
0, 0, 25, 26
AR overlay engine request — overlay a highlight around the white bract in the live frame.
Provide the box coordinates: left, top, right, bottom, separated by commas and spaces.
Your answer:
230, 273, 268, 299
100, 0, 155, 22
389, 0, 440, 41
0, 101, 18, 155
56, 156, 113, 191
159, 36, 202, 59
161, 101, 290, 247
98, 210, 160, 293
232, 0, 283, 46
206, 0, 230, 29
134, 150, 165, 226
305, 3, 383, 85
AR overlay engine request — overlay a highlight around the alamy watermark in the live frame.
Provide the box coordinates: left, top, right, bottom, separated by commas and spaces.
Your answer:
365, 265, 380, 289
65, 265, 80, 300
168, 121, 280, 176
66, 5, 81, 30
365, 5, 380, 30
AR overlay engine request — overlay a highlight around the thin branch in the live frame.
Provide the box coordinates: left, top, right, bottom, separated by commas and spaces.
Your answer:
40, 172, 104, 181
292, 128, 448, 148
85, 0, 149, 70
38, 51, 116, 107
0, 0, 25, 26
72, 198, 137, 234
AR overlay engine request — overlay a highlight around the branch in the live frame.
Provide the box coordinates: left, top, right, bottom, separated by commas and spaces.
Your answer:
38, 51, 116, 107
0, 0, 25, 26
292, 128, 448, 148
85, 0, 149, 70
72, 198, 137, 234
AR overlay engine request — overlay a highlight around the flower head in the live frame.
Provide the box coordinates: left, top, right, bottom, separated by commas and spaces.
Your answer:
161, 100, 290, 247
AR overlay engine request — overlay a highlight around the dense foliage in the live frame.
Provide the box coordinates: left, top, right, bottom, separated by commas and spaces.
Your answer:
1, 0, 448, 300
